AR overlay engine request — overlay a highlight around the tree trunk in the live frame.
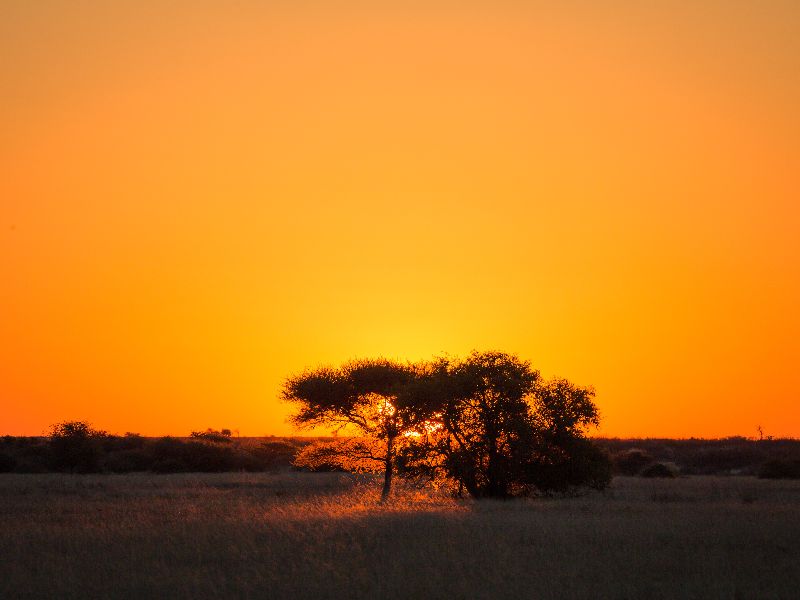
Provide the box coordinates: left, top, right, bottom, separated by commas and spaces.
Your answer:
381, 435, 394, 502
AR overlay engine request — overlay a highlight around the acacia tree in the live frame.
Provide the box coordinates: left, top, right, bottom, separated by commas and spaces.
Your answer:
282, 358, 425, 500
284, 351, 610, 500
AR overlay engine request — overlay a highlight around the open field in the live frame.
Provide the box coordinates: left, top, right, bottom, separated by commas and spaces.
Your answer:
1, 474, 799, 599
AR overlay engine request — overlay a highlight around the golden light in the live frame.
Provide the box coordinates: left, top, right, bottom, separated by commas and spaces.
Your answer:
1, 1, 798, 438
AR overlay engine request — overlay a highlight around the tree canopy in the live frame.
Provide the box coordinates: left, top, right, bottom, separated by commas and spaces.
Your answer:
283, 351, 610, 499
282, 358, 425, 499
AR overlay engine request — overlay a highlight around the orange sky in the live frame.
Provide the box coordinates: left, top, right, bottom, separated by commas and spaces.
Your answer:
2, 1, 799, 438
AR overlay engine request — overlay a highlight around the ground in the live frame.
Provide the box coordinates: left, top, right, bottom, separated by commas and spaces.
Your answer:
1, 473, 799, 599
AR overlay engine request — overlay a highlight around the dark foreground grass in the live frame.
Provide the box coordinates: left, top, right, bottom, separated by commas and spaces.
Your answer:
1, 473, 799, 599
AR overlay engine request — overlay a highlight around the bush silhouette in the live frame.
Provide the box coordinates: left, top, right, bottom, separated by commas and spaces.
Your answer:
101, 449, 153, 473
190, 428, 234, 444
0, 451, 16, 472
640, 463, 676, 478
150, 437, 242, 472
48, 421, 108, 473
255, 439, 304, 470
758, 459, 800, 479
612, 449, 654, 476
527, 438, 613, 493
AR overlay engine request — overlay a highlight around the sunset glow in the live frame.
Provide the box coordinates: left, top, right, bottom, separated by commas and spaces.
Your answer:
2, 1, 798, 438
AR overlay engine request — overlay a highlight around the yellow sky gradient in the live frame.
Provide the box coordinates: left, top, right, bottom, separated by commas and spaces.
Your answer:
2, 1, 799, 437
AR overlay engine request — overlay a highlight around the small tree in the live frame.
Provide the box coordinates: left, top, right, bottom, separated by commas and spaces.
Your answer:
190, 428, 234, 444
48, 420, 109, 473
282, 358, 423, 500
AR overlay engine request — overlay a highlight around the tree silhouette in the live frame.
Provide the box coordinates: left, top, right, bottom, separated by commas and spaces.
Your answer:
398, 351, 610, 497
282, 358, 424, 500
48, 420, 109, 473
523, 378, 611, 492
284, 351, 610, 499
397, 351, 539, 497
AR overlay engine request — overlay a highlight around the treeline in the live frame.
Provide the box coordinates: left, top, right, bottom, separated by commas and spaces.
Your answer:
1, 428, 798, 478
599, 437, 800, 479
0, 423, 315, 474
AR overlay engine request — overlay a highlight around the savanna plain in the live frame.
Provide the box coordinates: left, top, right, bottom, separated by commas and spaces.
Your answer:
2, 473, 799, 600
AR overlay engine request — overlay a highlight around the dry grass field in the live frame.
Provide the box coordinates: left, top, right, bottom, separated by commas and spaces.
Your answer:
1, 473, 799, 599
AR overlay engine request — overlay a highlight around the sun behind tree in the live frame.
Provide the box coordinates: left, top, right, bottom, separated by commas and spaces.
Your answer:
283, 351, 611, 499
282, 358, 434, 500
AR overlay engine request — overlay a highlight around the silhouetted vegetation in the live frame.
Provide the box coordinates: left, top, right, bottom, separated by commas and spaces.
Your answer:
759, 459, 800, 479
1, 427, 798, 478
612, 448, 655, 476
524, 436, 613, 493
283, 358, 422, 500
640, 462, 677, 478
598, 437, 800, 477
285, 351, 611, 498
0, 423, 314, 474
48, 421, 109, 473
0, 451, 16, 473
190, 428, 234, 443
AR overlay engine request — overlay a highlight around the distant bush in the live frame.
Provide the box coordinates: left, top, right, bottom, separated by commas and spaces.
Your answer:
758, 459, 800, 479
101, 449, 153, 473
595, 438, 800, 477
190, 429, 234, 444
612, 449, 654, 476
150, 437, 191, 472
0, 451, 16, 472
48, 421, 109, 473
152, 437, 242, 472
526, 438, 613, 494
254, 440, 303, 470
13, 442, 50, 473
7, 429, 800, 477
680, 446, 766, 475
103, 432, 146, 452
640, 463, 677, 478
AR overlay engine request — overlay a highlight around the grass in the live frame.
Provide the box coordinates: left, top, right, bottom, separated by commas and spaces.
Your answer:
1, 474, 799, 599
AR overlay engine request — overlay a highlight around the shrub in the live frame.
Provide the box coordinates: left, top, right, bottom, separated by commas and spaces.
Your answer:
190, 428, 234, 444
150, 437, 240, 472
526, 438, 613, 494
0, 451, 16, 472
13, 442, 50, 473
254, 440, 302, 470
758, 459, 800, 479
681, 445, 766, 475
101, 449, 153, 473
48, 421, 108, 473
612, 449, 654, 476
640, 462, 677, 478
103, 433, 146, 452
